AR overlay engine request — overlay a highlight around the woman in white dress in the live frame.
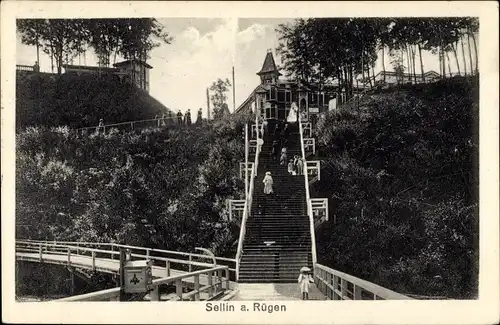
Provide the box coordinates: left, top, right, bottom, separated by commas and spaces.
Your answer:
263, 172, 274, 195
287, 102, 298, 123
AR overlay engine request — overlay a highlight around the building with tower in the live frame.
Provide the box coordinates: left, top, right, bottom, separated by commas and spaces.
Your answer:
235, 49, 340, 121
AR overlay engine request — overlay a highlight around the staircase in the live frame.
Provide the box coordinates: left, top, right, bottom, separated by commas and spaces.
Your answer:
239, 121, 313, 283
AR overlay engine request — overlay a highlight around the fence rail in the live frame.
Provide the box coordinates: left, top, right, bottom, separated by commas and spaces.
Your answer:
306, 160, 321, 181
303, 138, 316, 155
310, 198, 329, 224
16, 240, 236, 280
17, 64, 35, 72
314, 263, 413, 300
56, 265, 230, 302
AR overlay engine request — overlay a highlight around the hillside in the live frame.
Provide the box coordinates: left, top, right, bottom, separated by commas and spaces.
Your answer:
313, 76, 479, 299
16, 71, 172, 130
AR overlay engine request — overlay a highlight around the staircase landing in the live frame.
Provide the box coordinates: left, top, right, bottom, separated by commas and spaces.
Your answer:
231, 283, 326, 301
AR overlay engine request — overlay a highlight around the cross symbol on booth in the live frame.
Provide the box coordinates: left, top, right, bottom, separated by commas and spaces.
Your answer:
130, 273, 140, 285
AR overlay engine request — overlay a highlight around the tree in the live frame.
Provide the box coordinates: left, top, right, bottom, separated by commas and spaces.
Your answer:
17, 19, 88, 74
210, 78, 232, 119
17, 18, 173, 72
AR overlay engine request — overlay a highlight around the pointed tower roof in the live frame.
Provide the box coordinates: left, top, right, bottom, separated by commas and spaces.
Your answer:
257, 49, 282, 76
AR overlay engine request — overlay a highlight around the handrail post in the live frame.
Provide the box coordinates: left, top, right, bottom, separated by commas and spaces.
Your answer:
207, 271, 213, 298
188, 255, 192, 272
166, 260, 170, 276
150, 285, 160, 301
67, 248, 71, 265
340, 278, 347, 300
224, 268, 229, 290
354, 285, 362, 300
110, 244, 114, 259
91, 251, 96, 271
175, 279, 183, 301
146, 249, 150, 259
194, 275, 200, 301
39, 243, 42, 262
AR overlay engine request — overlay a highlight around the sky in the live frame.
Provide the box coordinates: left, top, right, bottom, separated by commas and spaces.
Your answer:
16, 18, 477, 117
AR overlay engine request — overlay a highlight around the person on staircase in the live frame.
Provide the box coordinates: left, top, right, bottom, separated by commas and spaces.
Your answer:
281, 123, 290, 148
296, 156, 304, 176
271, 140, 280, 161
293, 155, 299, 174
298, 268, 315, 300
280, 147, 288, 166
272, 123, 280, 138
288, 159, 295, 175
263, 172, 274, 195
261, 118, 268, 137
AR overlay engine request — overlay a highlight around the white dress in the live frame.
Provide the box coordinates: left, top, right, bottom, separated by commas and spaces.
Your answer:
287, 102, 298, 122
298, 273, 314, 294
263, 175, 274, 194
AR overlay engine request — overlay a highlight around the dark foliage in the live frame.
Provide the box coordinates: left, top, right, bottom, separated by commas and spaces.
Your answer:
16, 72, 171, 130
313, 76, 479, 298
16, 114, 249, 259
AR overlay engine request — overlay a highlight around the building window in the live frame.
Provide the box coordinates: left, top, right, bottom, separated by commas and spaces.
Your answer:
278, 89, 286, 103
269, 87, 277, 101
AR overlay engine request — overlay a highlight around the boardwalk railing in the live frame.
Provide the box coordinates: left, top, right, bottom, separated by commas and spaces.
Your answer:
235, 116, 260, 281
298, 117, 318, 268
17, 64, 35, 72
76, 116, 197, 135
16, 240, 236, 280
314, 263, 413, 300
56, 265, 230, 302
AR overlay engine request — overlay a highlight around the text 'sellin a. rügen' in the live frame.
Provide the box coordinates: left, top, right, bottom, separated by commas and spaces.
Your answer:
206, 302, 287, 313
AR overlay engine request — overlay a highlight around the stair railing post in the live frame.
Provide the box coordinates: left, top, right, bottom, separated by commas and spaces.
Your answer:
166, 260, 170, 276
39, 243, 43, 262
244, 123, 249, 198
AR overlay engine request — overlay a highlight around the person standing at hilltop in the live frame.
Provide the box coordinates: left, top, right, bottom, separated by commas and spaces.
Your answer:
167, 110, 173, 125
185, 109, 192, 125
197, 108, 203, 124
177, 110, 183, 125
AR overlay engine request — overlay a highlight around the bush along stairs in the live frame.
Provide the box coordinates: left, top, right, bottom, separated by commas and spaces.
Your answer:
239, 121, 313, 283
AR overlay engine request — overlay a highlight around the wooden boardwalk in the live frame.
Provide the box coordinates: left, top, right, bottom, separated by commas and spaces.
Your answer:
232, 283, 326, 301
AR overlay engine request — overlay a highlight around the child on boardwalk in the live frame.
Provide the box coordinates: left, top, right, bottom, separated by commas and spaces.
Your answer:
298, 267, 314, 300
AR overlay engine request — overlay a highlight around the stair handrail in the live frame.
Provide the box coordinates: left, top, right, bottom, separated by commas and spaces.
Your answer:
235, 114, 260, 281
298, 116, 318, 268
